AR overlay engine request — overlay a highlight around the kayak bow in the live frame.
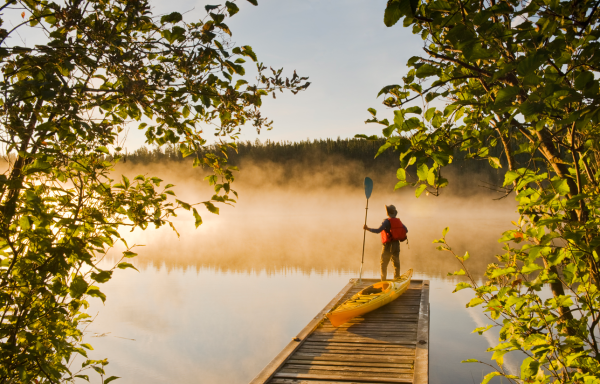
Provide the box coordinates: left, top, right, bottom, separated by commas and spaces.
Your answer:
326, 269, 413, 327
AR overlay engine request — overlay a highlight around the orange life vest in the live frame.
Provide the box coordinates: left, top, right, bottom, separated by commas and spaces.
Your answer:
381, 218, 407, 244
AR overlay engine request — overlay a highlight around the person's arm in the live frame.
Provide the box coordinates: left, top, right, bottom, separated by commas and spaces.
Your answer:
403, 224, 408, 233
364, 220, 390, 234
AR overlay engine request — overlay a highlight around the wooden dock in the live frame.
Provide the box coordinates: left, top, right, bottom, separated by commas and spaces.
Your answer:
250, 278, 430, 384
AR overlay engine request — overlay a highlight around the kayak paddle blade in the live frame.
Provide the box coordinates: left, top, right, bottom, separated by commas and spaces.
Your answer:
364, 177, 373, 200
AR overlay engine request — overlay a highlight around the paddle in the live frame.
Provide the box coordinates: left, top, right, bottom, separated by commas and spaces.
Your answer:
359, 177, 373, 284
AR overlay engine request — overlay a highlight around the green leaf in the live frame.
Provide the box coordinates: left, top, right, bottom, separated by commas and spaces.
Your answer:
490, 267, 516, 278
375, 142, 392, 158
551, 178, 571, 196
492, 350, 509, 366
466, 297, 484, 307
377, 84, 400, 97
394, 180, 410, 190
517, 52, 547, 76
192, 208, 203, 228
416, 64, 438, 78
86, 286, 107, 303
426, 167, 436, 186
488, 157, 501, 169
246, 0, 258, 5
472, 325, 493, 334
461, 359, 479, 363
425, 107, 436, 122
503, 170, 519, 186
225, 1, 239, 16
117, 262, 139, 272
69, 276, 88, 299
404, 118, 421, 131
481, 371, 501, 384
396, 168, 406, 181
26, 159, 52, 174
520, 101, 544, 116
204, 201, 220, 214
453, 282, 471, 292
393, 110, 405, 127
431, 152, 450, 166
415, 184, 427, 197
442, 227, 449, 237
417, 163, 429, 181
575, 71, 594, 90
477, 146, 489, 157
548, 295, 574, 308
382, 124, 396, 138
176, 199, 191, 210
521, 263, 543, 274
91, 270, 112, 284
104, 376, 120, 384
169, 222, 181, 238
19, 216, 31, 230
161, 12, 182, 23
521, 357, 540, 379
404, 106, 422, 114
384, 0, 403, 27
495, 86, 520, 105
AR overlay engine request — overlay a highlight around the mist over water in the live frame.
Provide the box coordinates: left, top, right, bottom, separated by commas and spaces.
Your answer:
110, 158, 516, 277
81, 158, 521, 384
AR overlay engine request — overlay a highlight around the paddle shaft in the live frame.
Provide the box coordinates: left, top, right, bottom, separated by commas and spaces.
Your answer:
359, 198, 369, 283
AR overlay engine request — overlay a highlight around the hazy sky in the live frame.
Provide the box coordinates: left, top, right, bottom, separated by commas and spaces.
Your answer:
121, 0, 424, 149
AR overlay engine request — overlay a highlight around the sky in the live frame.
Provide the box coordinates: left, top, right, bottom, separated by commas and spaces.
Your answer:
120, 0, 425, 149
5, 0, 425, 150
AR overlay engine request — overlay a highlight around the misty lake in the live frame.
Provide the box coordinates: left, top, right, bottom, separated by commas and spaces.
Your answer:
79, 161, 521, 384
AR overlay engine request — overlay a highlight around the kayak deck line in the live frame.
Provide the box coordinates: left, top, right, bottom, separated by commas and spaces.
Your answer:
249, 278, 430, 384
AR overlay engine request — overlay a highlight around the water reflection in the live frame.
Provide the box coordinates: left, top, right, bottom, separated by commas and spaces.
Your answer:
80, 163, 520, 384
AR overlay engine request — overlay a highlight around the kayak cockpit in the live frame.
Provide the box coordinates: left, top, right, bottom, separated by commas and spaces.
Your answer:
359, 282, 390, 296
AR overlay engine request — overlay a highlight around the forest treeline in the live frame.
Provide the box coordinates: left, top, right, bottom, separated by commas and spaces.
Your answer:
125, 137, 394, 165
123, 137, 506, 193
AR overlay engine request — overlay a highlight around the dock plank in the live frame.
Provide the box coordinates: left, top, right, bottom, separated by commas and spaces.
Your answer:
298, 347, 415, 356
250, 278, 429, 384
276, 369, 413, 380
273, 372, 413, 383
287, 359, 413, 369
290, 352, 414, 364
284, 364, 413, 374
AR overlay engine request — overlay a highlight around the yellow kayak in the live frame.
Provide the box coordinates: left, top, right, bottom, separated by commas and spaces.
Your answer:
326, 269, 413, 327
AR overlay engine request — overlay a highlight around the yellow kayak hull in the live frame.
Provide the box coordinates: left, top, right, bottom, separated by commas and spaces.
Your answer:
326, 269, 413, 327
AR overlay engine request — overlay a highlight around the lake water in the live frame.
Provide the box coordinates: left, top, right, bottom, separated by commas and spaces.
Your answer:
78, 165, 521, 383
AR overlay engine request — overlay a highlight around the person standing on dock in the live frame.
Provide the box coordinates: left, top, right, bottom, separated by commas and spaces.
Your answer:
363, 205, 408, 281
